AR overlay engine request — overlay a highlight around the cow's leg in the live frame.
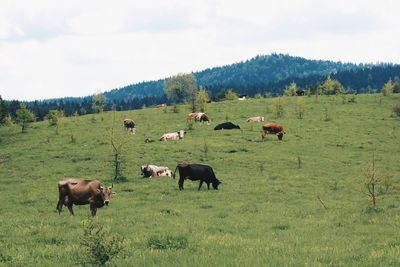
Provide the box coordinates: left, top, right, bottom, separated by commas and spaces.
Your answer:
67, 203, 74, 216
178, 177, 185, 190
198, 180, 203, 190
206, 182, 210, 190
91, 207, 97, 217
56, 199, 64, 214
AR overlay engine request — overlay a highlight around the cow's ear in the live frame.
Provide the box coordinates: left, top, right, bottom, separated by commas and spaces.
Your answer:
111, 191, 117, 195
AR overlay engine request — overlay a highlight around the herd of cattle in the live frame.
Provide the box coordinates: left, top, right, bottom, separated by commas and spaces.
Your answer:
57, 111, 285, 216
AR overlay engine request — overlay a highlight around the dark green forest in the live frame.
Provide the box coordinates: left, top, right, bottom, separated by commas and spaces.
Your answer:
2, 53, 400, 121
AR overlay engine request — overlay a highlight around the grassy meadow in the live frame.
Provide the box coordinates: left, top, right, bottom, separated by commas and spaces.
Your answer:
1, 94, 400, 266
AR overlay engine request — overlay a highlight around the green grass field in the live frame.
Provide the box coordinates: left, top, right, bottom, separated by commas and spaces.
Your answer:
1, 94, 400, 266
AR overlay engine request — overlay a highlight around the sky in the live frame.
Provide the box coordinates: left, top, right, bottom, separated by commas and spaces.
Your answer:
0, 0, 399, 101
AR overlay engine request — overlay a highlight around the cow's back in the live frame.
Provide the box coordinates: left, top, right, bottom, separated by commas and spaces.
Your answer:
59, 178, 100, 204
262, 123, 283, 133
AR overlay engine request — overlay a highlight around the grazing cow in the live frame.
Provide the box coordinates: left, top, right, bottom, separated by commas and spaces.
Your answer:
261, 123, 285, 140
56, 178, 115, 216
214, 122, 240, 130
155, 103, 166, 108
173, 163, 221, 190
123, 119, 136, 133
238, 94, 247, 100
188, 112, 211, 124
247, 116, 265, 123
141, 165, 173, 178
160, 130, 185, 141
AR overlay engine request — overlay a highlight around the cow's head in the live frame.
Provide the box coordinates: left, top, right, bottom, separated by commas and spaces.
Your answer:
277, 132, 284, 140
97, 184, 115, 206
261, 117, 265, 122
212, 179, 221, 190
179, 130, 185, 139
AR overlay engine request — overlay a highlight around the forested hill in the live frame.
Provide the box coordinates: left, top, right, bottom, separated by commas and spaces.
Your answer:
3, 53, 400, 121
104, 54, 361, 101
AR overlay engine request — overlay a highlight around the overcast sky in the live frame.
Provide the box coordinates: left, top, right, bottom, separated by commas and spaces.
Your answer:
1, 0, 399, 101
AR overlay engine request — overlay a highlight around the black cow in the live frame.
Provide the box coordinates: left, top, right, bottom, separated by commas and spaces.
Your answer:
173, 163, 221, 190
214, 122, 240, 130
296, 90, 305, 96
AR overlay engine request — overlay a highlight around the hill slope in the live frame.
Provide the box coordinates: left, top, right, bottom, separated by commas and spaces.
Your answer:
104, 53, 360, 100
0, 94, 399, 266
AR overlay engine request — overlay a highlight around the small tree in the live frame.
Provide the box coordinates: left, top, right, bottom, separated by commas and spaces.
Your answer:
272, 97, 285, 118
319, 76, 344, 95
92, 93, 106, 113
294, 98, 306, 119
359, 154, 391, 209
16, 104, 35, 133
283, 82, 298, 96
224, 89, 238, 100
45, 110, 64, 134
165, 73, 197, 111
110, 111, 130, 180
195, 87, 210, 112
381, 79, 394, 96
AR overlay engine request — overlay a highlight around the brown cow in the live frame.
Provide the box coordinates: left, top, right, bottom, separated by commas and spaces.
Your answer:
261, 123, 285, 140
123, 119, 135, 133
56, 178, 115, 216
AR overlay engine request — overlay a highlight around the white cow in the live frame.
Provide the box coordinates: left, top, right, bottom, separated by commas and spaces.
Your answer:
246, 116, 265, 122
160, 130, 185, 141
141, 165, 173, 177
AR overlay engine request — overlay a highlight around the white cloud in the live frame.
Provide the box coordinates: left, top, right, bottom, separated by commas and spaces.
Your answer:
0, 0, 400, 100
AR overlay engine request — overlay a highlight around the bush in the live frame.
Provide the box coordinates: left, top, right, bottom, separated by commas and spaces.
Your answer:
272, 97, 285, 118
224, 89, 238, 100
147, 235, 188, 250
80, 220, 124, 266
254, 93, 262, 99
172, 104, 180, 113
186, 117, 195, 130
294, 98, 305, 119
392, 103, 400, 117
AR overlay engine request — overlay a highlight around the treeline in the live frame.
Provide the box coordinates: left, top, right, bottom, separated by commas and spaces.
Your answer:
0, 95, 168, 122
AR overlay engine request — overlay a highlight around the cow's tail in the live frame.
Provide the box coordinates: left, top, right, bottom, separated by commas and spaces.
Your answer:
173, 164, 179, 179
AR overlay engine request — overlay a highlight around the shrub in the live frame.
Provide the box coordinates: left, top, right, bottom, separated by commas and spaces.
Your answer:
272, 97, 285, 118
358, 154, 392, 209
186, 117, 195, 130
147, 235, 188, 250
294, 98, 305, 119
381, 79, 394, 96
224, 89, 238, 100
254, 93, 262, 99
283, 82, 298, 96
172, 104, 180, 113
79, 220, 124, 266
392, 103, 400, 117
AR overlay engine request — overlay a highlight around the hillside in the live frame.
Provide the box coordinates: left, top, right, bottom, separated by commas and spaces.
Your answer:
0, 94, 399, 266
104, 53, 360, 100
